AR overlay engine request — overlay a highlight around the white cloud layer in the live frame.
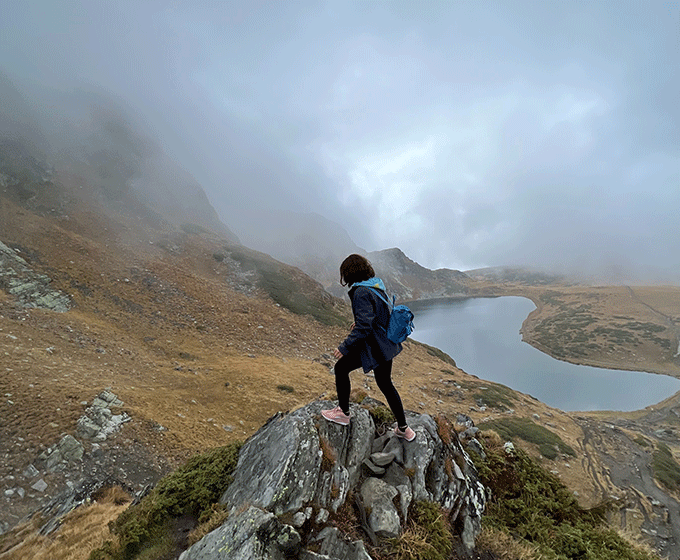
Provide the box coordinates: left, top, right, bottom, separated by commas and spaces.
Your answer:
2, 0, 678, 281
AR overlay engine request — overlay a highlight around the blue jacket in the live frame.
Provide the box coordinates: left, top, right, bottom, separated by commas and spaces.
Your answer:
338, 277, 402, 372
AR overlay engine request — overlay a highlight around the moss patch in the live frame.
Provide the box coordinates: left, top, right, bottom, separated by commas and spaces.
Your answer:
367, 405, 396, 427
478, 417, 576, 459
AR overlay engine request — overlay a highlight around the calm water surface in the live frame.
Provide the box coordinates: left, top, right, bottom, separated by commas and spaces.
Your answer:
410, 296, 680, 411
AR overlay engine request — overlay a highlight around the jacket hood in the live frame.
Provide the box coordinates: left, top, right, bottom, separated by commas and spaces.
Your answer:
351, 277, 387, 292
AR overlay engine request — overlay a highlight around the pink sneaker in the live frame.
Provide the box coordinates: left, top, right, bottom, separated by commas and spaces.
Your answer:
321, 406, 350, 426
394, 426, 416, 441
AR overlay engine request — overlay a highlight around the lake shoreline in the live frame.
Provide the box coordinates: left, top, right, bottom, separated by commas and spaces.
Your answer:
410, 291, 680, 381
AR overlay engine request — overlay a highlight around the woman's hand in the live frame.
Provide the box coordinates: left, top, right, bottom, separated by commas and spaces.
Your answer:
333, 348, 344, 359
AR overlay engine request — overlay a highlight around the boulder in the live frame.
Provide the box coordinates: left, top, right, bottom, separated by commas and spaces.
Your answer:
360, 477, 401, 538
41, 434, 84, 472
0, 241, 71, 312
220, 407, 322, 515
179, 505, 301, 560
309, 527, 373, 560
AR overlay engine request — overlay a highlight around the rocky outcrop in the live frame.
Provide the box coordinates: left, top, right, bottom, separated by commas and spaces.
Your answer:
0, 240, 71, 312
76, 389, 130, 441
179, 399, 486, 560
1, 390, 162, 539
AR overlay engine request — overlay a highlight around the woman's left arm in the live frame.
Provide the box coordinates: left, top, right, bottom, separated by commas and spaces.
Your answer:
337, 289, 375, 355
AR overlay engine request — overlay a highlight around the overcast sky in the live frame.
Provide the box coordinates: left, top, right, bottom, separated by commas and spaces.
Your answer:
2, 1, 679, 281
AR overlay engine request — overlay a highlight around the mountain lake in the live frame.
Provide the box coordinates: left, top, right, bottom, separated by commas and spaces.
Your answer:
409, 296, 680, 411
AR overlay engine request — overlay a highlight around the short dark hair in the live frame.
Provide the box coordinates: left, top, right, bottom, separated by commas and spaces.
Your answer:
340, 254, 375, 286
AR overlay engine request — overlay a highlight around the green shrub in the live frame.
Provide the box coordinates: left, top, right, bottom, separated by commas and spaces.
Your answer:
89, 442, 242, 560
478, 417, 576, 458
474, 447, 655, 560
472, 384, 516, 411
652, 442, 680, 493
634, 436, 650, 448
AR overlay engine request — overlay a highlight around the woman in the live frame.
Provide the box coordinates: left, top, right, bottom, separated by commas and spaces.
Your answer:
322, 254, 416, 441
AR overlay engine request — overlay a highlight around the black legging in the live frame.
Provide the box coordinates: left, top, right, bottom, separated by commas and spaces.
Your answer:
334, 352, 407, 428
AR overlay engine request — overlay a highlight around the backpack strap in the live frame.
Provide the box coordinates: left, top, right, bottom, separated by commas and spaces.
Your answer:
367, 287, 394, 311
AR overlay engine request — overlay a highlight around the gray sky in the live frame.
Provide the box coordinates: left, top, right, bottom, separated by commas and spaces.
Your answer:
2, 1, 679, 281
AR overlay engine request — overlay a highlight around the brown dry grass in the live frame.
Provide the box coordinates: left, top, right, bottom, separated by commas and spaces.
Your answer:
0, 488, 130, 560
475, 525, 542, 560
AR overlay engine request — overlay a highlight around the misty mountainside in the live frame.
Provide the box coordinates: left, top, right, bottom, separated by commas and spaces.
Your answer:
465, 266, 574, 286
0, 74, 237, 244
227, 207, 473, 302
228, 208, 362, 293
366, 247, 471, 302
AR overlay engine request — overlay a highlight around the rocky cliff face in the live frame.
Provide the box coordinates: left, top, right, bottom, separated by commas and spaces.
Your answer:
366, 248, 470, 302
180, 399, 486, 560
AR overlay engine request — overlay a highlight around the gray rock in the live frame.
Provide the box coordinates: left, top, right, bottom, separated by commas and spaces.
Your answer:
360, 478, 400, 538
362, 458, 385, 476
395, 483, 412, 522
0, 241, 71, 312
92, 390, 124, 408
57, 434, 84, 462
403, 416, 437, 502
300, 553, 334, 560
310, 527, 373, 560
460, 427, 480, 439
292, 512, 308, 527
75, 393, 130, 441
44, 435, 84, 472
199, 399, 485, 557
466, 438, 486, 460
315, 402, 375, 487
382, 436, 404, 465
315, 508, 330, 524
220, 407, 322, 515
370, 451, 395, 467
31, 479, 48, 492
22, 464, 39, 479
179, 505, 301, 560
371, 433, 390, 454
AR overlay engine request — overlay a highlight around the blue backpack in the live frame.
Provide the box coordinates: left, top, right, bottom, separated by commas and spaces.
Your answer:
368, 287, 415, 344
